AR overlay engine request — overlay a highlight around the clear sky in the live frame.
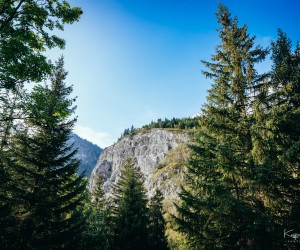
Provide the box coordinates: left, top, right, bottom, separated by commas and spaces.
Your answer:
48, 0, 300, 148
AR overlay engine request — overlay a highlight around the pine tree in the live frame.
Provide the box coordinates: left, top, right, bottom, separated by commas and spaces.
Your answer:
111, 158, 150, 250
87, 174, 113, 250
10, 57, 87, 249
0, 2, 82, 247
252, 30, 300, 249
175, 4, 270, 249
148, 189, 169, 250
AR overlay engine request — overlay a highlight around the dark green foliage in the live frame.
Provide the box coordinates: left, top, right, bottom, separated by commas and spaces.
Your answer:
252, 29, 300, 249
148, 189, 169, 250
0, 1, 299, 249
143, 117, 199, 130
0, 2, 83, 246
0, 0, 82, 89
120, 125, 136, 138
0, 151, 17, 248
0, 84, 27, 247
175, 4, 271, 249
0, 85, 28, 243
7, 58, 87, 249
111, 158, 150, 250
86, 174, 113, 250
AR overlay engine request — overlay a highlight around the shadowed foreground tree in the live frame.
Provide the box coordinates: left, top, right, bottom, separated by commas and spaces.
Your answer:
111, 158, 150, 250
0, 1, 83, 247
174, 4, 272, 249
148, 189, 169, 250
7, 57, 87, 249
86, 174, 113, 250
252, 29, 300, 249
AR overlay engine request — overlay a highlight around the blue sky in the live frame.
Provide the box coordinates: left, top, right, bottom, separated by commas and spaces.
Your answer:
48, 0, 300, 148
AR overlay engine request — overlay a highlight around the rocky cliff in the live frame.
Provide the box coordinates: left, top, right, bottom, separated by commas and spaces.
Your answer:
89, 129, 190, 198
68, 133, 102, 177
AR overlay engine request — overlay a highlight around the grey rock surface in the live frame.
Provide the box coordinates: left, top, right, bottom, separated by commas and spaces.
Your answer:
89, 129, 189, 197
68, 133, 102, 177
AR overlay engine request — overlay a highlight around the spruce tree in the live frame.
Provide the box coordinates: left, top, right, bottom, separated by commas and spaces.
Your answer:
0, 2, 82, 247
148, 189, 169, 250
175, 4, 270, 249
252, 30, 300, 249
111, 158, 150, 250
87, 174, 113, 250
10, 57, 87, 249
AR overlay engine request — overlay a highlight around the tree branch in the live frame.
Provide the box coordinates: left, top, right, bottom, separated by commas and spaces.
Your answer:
0, 0, 26, 32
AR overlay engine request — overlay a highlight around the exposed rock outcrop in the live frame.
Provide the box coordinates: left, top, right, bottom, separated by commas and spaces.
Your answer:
68, 133, 102, 177
89, 129, 190, 198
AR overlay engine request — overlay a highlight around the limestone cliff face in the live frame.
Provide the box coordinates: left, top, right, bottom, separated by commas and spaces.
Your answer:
89, 129, 190, 197
68, 133, 102, 177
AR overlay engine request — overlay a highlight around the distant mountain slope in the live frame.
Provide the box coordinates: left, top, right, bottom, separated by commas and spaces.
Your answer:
68, 133, 102, 177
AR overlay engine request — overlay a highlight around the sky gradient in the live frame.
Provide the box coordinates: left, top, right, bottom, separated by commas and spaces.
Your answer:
48, 0, 300, 148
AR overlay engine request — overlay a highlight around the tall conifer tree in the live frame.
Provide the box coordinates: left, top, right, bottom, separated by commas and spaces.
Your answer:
252, 30, 300, 249
87, 174, 113, 250
10, 57, 87, 249
175, 4, 269, 249
111, 158, 150, 250
0, 2, 82, 247
148, 189, 169, 250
